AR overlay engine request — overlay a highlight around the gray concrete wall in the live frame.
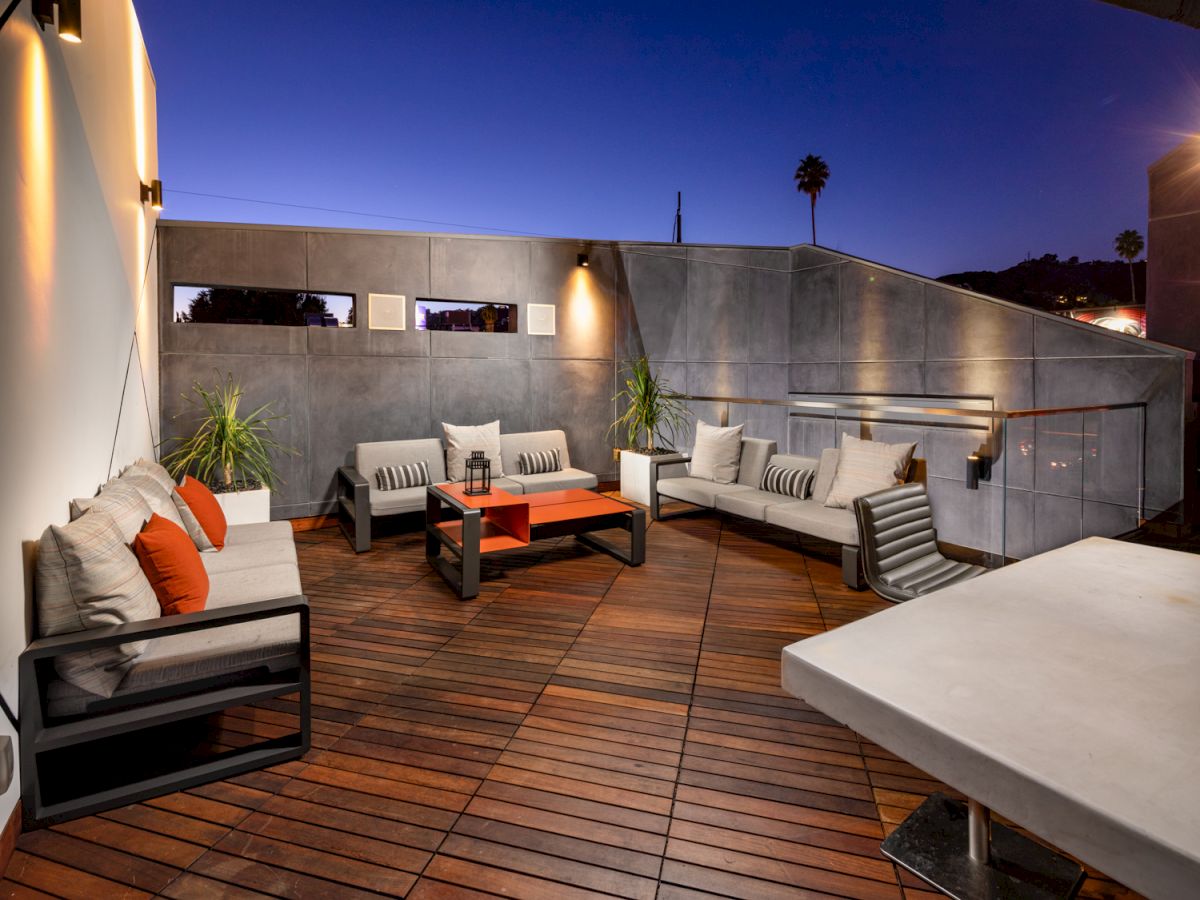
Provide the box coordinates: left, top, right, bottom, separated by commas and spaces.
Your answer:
622, 242, 1189, 558
1148, 137, 1200, 360
159, 222, 1190, 558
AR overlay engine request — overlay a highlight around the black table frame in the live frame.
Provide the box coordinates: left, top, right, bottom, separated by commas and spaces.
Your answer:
425, 486, 646, 600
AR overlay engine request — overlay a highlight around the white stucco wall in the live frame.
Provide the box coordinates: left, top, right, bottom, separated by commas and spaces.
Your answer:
0, 0, 159, 831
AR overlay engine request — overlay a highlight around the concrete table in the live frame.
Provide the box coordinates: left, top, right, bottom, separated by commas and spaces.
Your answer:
781, 537, 1200, 899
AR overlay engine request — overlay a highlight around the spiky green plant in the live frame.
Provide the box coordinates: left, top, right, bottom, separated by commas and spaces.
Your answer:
609, 357, 689, 453
160, 372, 296, 490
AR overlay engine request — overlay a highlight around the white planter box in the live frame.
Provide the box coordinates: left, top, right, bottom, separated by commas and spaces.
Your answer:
619, 450, 687, 506
214, 487, 271, 525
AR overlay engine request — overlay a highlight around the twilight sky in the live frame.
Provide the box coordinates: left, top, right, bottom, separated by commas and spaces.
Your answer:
133, 0, 1198, 277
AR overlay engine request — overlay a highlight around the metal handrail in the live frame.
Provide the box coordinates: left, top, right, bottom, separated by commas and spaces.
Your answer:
671, 394, 1145, 420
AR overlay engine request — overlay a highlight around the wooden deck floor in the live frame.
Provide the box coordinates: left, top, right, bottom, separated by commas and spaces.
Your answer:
2, 513, 1141, 899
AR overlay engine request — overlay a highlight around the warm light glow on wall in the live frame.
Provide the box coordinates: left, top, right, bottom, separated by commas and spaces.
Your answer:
568, 268, 597, 331
131, 12, 146, 183
19, 19, 55, 348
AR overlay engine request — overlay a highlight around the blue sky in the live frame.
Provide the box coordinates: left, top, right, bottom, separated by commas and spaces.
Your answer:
134, 0, 1199, 276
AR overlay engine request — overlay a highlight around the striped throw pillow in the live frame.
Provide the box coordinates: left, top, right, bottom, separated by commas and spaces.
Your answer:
518, 448, 562, 475
761, 465, 815, 499
375, 461, 431, 491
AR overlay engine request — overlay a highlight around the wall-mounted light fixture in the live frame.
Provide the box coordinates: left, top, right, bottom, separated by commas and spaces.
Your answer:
33, 0, 82, 42
965, 454, 992, 491
140, 179, 163, 210
576, 253, 589, 268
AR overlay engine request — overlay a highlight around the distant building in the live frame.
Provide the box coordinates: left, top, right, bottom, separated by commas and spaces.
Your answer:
1147, 136, 1200, 374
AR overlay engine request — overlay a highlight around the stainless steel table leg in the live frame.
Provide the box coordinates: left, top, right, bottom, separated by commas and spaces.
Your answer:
967, 798, 990, 864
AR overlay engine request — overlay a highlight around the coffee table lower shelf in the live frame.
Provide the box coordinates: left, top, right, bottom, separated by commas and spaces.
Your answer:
425, 485, 645, 600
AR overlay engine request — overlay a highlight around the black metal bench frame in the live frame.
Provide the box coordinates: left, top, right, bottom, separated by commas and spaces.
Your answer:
19, 594, 310, 828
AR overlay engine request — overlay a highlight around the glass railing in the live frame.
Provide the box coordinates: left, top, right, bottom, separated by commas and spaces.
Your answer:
671, 392, 1149, 563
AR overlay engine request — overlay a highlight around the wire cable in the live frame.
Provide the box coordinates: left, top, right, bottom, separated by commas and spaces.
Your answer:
166, 188, 561, 238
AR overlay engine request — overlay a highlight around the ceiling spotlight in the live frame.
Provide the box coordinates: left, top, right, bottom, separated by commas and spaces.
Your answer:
33, 0, 82, 43
577, 253, 589, 268
140, 179, 163, 210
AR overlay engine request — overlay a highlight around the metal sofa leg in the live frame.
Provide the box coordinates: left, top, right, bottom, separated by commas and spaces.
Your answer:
842, 544, 866, 591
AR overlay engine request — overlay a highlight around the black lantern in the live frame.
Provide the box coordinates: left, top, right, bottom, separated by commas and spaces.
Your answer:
464, 450, 492, 495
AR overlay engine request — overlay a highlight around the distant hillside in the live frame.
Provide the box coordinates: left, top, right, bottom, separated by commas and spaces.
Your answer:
937, 254, 1146, 312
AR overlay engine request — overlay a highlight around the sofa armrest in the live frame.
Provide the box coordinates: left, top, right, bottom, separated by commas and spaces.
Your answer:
648, 455, 691, 520
337, 466, 371, 552
21, 595, 309, 661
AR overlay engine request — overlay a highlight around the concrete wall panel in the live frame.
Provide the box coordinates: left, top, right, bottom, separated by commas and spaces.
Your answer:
161, 352, 310, 518
430, 236, 529, 303
430, 358, 532, 438
840, 263, 925, 361
789, 265, 840, 363
622, 250, 687, 361
687, 249, 749, 362
530, 359, 615, 476
925, 287, 1032, 360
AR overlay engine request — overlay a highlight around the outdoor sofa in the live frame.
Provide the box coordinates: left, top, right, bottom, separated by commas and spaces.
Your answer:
20, 462, 310, 827
338, 428, 598, 552
652, 439, 918, 589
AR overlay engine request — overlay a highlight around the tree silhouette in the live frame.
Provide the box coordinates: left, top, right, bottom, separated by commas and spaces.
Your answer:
1113, 230, 1145, 304
794, 154, 830, 245
184, 288, 332, 325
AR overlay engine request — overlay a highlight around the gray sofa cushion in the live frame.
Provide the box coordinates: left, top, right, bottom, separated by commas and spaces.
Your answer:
715, 487, 794, 521
208, 561, 302, 606
734, 438, 777, 488
368, 485, 427, 516
690, 421, 744, 483
225, 521, 293, 544
499, 430, 571, 477
444, 420, 503, 481
509, 468, 598, 494
658, 476, 749, 508
356, 438, 447, 514
200, 536, 298, 577
765, 499, 858, 546
811, 448, 840, 505
46, 585, 301, 717
492, 476, 525, 495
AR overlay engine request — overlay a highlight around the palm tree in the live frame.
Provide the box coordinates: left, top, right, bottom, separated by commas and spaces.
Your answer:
1114, 229, 1144, 304
794, 154, 830, 244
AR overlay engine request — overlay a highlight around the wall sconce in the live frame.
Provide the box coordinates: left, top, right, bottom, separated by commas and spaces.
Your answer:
33, 0, 82, 42
965, 454, 992, 491
140, 179, 163, 210
576, 253, 589, 268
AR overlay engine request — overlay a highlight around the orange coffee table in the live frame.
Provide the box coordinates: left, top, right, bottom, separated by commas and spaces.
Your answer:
425, 484, 645, 599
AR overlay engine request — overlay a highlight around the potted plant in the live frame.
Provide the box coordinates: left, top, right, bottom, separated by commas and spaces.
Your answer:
160, 372, 297, 525
609, 357, 690, 504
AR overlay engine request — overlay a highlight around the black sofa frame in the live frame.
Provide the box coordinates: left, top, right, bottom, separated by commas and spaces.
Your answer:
19, 594, 310, 827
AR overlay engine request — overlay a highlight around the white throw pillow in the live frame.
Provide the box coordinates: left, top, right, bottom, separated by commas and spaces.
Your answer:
823, 434, 916, 509
690, 421, 744, 483
443, 420, 504, 482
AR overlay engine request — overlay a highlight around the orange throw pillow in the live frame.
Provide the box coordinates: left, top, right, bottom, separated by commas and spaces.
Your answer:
175, 476, 228, 550
133, 514, 210, 616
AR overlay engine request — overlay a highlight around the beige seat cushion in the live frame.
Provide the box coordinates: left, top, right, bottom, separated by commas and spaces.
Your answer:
766, 500, 859, 545
369, 484, 427, 516
509, 468, 598, 494
35, 510, 161, 697
824, 435, 915, 509
492, 476, 525, 495
443, 420, 503, 481
45, 580, 301, 717
690, 421, 744, 483
658, 476, 748, 508
200, 537, 298, 577
225, 521, 293, 544
715, 487, 794, 521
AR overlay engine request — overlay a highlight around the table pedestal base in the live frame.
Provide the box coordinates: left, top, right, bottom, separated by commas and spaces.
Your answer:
881, 794, 1085, 900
